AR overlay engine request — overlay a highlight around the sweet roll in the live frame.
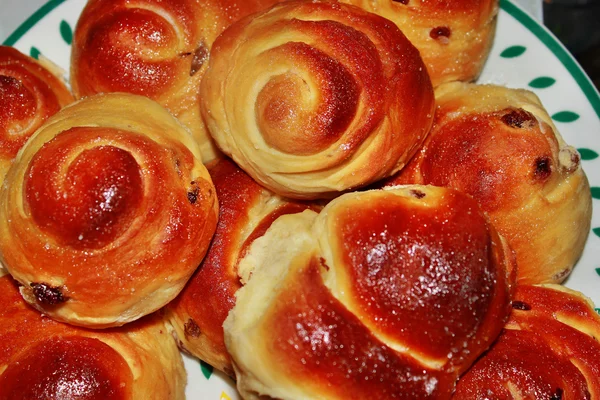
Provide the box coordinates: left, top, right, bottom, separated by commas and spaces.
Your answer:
224, 185, 515, 399
0, 93, 218, 328
455, 284, 600, 399
0, 269, 186, 399
70, 0, 281, 163
0, 46, 73, 183
384, 82, 592, 285
339, 0, 498, 86
166, 157, 320, 375
200, 1, 434, 199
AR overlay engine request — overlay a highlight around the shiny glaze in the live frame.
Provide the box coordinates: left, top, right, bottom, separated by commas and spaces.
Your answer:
71, 0, 281, 162
257, 38, 361, 155
0, 94, 218, 325
16, 127, 212, 304
0, 276, 132, 399
384, 83, 592, 285
232, 187, 514, 398
0, 336, 131, 400
393, 109, 559, 213
455, 285, 600, 399
263, 257, 455, 399
26, 128, 143, 249
0, 46, 73, 164
167, 158, 317, 373
332, 189, 508, 365
339, 0, 498, 86
200, 0, 434, 198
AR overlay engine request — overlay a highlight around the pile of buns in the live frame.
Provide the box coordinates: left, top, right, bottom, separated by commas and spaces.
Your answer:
0, 0, 596, 398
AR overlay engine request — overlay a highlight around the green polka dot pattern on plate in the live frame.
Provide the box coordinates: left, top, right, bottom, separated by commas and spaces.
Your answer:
59, 20, 73, 45
29, 46, 41, 60
200, 360, 214, 380
500, 45, 526, 58
528, 77, 556, 89
592, 187, 600, 200
596, 308, 600, 315
578, 148, 599, 160
593, 228, 600, 239
551, 111, 580, 122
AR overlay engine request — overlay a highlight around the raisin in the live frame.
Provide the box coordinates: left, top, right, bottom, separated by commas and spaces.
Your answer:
411, 189, 426, 199
511, 300, 531, 311
501, 108, 537, 129
184, 319, 201, 338
534, 157, 552, 180
430, 26, 451, 40
190, 43, 209, 76
31, 282, 67, 305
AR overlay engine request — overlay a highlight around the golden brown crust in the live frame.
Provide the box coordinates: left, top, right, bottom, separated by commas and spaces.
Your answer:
200, 1, 434, 199
0, 274, 186, 400
384, 82, 592, 284
70, 0, 281, 163
455, 285, 600, 399
166, 158, 319, 374
0, 46, 73, 182
339, 0, 498, 86
225, 186, 515, 399
0, 93, 218, 328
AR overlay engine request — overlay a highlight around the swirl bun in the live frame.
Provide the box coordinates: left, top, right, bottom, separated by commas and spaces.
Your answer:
0, 93, 218, 328
200, 1, 434, 199
224, 186, 515, 399
0, 46, 73, 182
339, 0, 498, 86
0, 270, 186, 399
71, 0, 280, 163
166, 158, 320, 375
455, 284, 600, 398
384, 82, 592, 284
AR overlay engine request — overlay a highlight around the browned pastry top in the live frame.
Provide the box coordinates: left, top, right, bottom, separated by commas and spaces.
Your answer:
70, 0, 281, 162
167, 158, 319, 373
455, 284, 600, 399
0, 273, 186, 399
384, 83, 592, 284
200, 0, 434, 198
0, 93, 218, 327
339, 0, 498, 86
225, 185, 515, 399
0, 46, 73, 179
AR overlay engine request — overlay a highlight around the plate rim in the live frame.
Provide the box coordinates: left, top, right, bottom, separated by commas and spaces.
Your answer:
2, 0, 600, 121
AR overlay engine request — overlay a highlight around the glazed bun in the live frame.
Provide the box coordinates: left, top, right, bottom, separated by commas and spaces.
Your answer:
0, 270, 186, 399
70, 0, 281, 163
0, 93, 218, 328
200, 1, 434, 199
339, 0, 498, 86
0, 46, 73, 182
384, 82, 592, 284
166, 158, 319, 375
455, 284, 600, 398
224, 185, 515, 399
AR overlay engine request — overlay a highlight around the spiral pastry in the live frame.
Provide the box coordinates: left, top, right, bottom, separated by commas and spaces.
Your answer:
384, 82, 592, 285
224, 186, 515, 399
0, 93, 218, 328
339, 0, 498, 87
71, 0, 281, 163
455, 284, 600, 399
166, 158, 320, 375
0, 270, 186, 399
200, 1, 434, 199
0, 46, 73, 182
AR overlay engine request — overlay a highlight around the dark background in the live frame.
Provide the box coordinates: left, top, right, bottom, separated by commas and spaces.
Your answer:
544, 0, 600, 89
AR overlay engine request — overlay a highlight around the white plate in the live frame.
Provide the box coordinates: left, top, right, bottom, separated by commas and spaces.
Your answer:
2, 0, 600, 398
